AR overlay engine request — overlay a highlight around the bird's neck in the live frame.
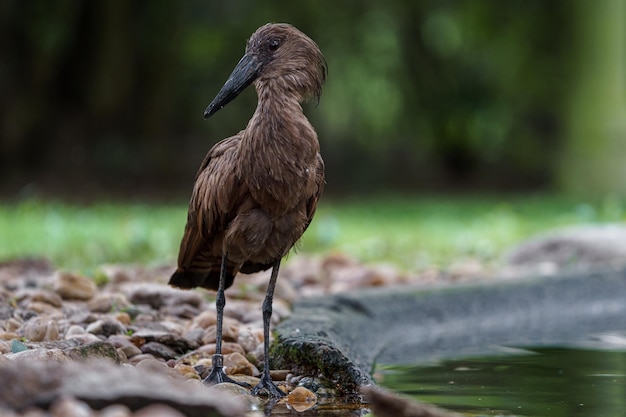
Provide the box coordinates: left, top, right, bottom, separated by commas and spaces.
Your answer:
244, 86, 317, 155
238, 85, 319, 199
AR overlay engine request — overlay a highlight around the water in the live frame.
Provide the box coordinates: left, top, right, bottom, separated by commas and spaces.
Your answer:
380, 347, 626, 416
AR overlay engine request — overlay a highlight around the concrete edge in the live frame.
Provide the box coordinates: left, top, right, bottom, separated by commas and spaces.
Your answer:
274, 267, 626, 395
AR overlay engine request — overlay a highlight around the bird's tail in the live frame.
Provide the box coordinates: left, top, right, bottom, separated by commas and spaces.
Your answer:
168, 267, 236, 291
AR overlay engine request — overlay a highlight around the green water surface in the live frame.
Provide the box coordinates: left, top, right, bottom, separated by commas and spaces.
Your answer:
381, 347, 626, 417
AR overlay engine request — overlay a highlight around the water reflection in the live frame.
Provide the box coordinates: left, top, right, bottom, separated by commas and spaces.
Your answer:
380, 347, 626, 416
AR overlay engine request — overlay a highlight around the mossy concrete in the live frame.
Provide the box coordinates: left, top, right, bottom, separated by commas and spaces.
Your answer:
274, 267, 626, 395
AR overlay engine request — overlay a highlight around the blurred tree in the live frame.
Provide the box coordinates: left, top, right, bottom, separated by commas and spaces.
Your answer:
0, 0, 617, 199
559, 0, 626, 195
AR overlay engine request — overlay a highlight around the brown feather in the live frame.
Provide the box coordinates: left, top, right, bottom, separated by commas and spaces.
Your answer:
169, 23, 326, 292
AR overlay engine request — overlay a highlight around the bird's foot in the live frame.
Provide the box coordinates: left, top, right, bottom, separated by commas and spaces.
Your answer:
203, 354, 251, 388
251, 371, 286, 398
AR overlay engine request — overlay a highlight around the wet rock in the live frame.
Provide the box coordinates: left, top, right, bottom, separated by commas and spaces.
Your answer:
53, 271, 97, 300
269, 369, 290, 381
286, 386, 317, 406
20, 317, 60, 342
361, 385, 463, 417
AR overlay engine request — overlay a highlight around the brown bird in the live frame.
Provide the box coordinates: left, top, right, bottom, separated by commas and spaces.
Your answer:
169, 23, 327, 397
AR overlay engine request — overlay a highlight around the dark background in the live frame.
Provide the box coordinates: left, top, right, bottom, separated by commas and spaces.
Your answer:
1, 1, 624, 200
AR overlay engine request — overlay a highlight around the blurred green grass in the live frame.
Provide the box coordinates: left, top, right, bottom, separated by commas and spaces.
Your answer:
1, 194, 624, 272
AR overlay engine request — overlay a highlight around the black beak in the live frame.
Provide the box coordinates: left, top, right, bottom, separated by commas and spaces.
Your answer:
204, 53, 262, 119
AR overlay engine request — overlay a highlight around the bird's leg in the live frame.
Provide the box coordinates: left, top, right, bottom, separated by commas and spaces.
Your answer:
204, 253, 250, 388
251, 260, 285, 397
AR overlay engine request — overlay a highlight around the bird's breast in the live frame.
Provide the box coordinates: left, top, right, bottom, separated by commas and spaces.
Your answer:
240, 153, 319, 213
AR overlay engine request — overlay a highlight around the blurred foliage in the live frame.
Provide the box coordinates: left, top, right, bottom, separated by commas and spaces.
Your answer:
2, 195, 625, 271
0, 1, 623, 198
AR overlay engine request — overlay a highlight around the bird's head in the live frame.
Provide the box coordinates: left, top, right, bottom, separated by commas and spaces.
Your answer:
204, 23, 327, 119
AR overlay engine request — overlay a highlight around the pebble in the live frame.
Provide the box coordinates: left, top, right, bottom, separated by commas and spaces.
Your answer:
98, 404, 133, 417
49, 396, 93, 417
114, 312, 132, 326
86, 319, 127, 337
87, 293, 131, 313
21, 317, 60, 342
16, 289, 63, 308
201, 323, 239, 345
129, 330, 195, 352
287, 386, 317, 403
0, 341, 12, 354
172, 363, 199, 380
125, 283, 203, 310
236, 326, 262, 353
223, 352, 259, 376
64, 341, 124, 363
6, 347, 69, 362
106, 335, 142, 358
286, 386, 317, 412
133, 404, 187, 417
4, 318, 23, 333
140, 341, 178, 360
1, 254, 444, 416
53, 271, 97, 300
127, 353, 158, 365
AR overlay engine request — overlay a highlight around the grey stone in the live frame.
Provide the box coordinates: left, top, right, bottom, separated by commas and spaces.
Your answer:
506, 224, 626, 271
0, 359, 246, 416
63, 341, 124, 363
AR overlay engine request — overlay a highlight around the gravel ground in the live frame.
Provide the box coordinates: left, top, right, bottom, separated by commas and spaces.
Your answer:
2, 224, 626, 416
1, 253, 458, 416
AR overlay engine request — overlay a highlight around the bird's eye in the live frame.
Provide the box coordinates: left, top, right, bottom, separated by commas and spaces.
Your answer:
268, 38, 280, 52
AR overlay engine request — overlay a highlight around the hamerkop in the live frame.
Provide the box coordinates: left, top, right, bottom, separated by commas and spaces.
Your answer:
169, 23, 327, 397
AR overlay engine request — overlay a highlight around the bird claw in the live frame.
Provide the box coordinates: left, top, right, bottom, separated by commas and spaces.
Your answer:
203, 354, 251, 389
251, 373, 286, 398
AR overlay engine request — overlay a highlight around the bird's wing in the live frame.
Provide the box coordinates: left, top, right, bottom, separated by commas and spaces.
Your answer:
174, 135, 243, 283
190, 135, 243, 239
304, 153, 325, 229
